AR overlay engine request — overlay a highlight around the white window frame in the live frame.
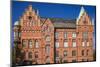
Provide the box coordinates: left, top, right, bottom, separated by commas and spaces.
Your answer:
64, 41, 68, 47
64, 32, 67, 39
87, 42, 89, 46
72, 42, 76, 47
55, 32, 59, 39
35, 40, 39, 48
72, 32, 76, 38
82, 41, 85, 47
55, 41, 59, 48
29, 40, 33, 48
46, 35, 51, 42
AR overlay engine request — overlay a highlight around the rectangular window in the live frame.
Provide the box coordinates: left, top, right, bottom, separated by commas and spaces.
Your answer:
83, 32, 88, 39
72, 59, 76, 62
35, 40, 39, 48
86, 50, 89, 56
64, 41, 68, 47
56, 51, 59, 57
18, 32, 21, 37
64, 50, 67, 57
72, 42, 76, 47
35, 52, 38, 58
45, 45, 50, 55
46, 57, 50, 64
22, 40, 26, 47
55, 41, 59, 48
64, 32, 67, 39
14, 32, 19, 38
72, 50, 76, 56
55, 32, 59, 39
82, 40, 86, 47
87, 42, 89, 46
82, 50, 84, 56
72, 32, 76, 38
28, 52, 32, 59
29, 40, 33, 48
82, 41, 85, 47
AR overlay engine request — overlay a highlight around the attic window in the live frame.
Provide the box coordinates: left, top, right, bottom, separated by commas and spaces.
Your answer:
29, 16, 32, 20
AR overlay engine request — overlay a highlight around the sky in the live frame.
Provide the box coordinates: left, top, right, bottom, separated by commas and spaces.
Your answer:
11, 1, 96, 49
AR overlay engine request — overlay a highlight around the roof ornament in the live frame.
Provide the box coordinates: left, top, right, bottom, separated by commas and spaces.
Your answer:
14, 21, 19, 25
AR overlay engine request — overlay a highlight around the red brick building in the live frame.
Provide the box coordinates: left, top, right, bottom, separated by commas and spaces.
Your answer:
13, 5, 94, 65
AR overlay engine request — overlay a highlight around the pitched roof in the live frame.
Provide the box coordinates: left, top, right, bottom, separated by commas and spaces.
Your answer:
40, 17, 76, 28
50, 18, 76, 28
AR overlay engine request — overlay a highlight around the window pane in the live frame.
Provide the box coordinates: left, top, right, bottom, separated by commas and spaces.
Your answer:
45, 45, 50, 55
55, 32, 59, 39
72, 32, 76, 38
87, 42, 89, 46
87, 50, 89, 56
22, 40, 26, 47
82, 50, 84, 56
29, 52, 32, 59
35, 52, 38, 58
83, 32, 88, 39
56, 51, 59, 57
64, 50, 67, 56
64, 42, 68, 47
35, 40, 39, 48
29, 40, 32, 48
82, 41, 85, 47
72, 50, 76, 56
64, 32, 67, 39
46, 35, 51, 42
46, 57, 50, 64
55, 41, 59, 48
72, 42, 76, 47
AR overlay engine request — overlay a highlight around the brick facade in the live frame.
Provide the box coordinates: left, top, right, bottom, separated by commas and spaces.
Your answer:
13, 5, 94, 65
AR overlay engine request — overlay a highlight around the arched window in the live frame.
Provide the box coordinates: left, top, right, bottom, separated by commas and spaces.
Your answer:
22, 40, 27, 47
45, 44, 50, 55
29, 40, 33, 48
64, 50, 67, 57
28, 52, 32, 59
45, 35, 51, 42
35, 52, 38, 58
35, 40, 39, 48
87, 50, 89, 56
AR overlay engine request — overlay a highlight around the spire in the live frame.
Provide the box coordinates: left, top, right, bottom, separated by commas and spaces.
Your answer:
77, 6, 86, 24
